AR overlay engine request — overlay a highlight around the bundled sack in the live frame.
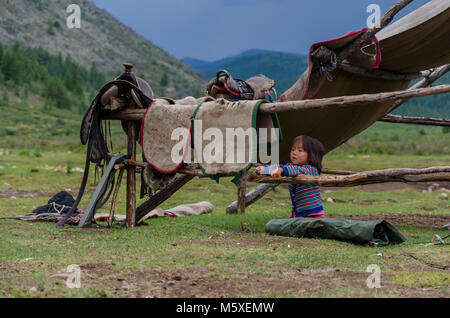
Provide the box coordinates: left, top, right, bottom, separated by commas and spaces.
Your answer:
33, 191, 76, 215
0, 191, 85, 225
265, 217, 406, 246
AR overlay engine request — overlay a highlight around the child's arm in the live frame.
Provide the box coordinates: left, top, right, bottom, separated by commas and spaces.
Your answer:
281, 163, 310, 177
256, 164, 312, 177
255, 164, 281, 175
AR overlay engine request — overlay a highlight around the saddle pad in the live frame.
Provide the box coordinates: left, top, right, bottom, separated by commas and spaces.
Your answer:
141, 100, 197, 173
191, 99, 281, 179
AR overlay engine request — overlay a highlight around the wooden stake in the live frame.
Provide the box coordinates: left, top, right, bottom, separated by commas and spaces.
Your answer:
227, 183, 278, 214
236, 175, 248, 214
108, 168, 124, 228
126, 121, 137, 227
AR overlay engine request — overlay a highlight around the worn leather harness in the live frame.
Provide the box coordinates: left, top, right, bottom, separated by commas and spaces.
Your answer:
56, 66, 153, 228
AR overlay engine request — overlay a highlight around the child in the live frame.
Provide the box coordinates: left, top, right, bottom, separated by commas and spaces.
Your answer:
256, 135, 325, 218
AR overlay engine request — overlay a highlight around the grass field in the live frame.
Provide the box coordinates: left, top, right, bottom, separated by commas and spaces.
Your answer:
0, 146, 449, 298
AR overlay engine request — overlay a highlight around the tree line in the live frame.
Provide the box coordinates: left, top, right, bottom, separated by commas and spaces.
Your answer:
0, 41, 106, 111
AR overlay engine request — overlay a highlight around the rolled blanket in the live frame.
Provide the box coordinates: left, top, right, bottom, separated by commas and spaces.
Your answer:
141, 201, 214, 220
265, 217, 406, 246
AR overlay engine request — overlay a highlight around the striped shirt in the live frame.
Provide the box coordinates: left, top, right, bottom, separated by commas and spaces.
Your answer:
281, 163, 325, 218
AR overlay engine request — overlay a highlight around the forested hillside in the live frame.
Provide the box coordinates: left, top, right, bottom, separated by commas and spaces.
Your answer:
0, 0, 205, 98
0, 41, 105, 112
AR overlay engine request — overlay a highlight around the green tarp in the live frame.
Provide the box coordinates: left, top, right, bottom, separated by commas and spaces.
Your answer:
265, 218, 406, 246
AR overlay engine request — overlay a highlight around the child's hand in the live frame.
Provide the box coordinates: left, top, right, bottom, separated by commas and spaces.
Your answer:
255, 166, 264, 175
270, 167, 284, 178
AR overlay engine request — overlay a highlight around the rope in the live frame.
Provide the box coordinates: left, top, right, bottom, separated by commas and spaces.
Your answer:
50, 202, 66, 214
360, 42, 377, 58
319, 51, 337, 82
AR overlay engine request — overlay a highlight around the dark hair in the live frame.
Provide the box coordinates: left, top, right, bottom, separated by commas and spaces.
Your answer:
292, 135, 325, 173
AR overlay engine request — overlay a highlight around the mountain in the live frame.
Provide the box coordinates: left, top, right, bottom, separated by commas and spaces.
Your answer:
184, 50, 309, 96
0, 0, 205, 98
183, 49, 286, 73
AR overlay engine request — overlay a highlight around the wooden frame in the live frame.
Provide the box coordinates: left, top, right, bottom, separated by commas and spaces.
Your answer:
102, 85, 450, 224
95, 0, 450, 226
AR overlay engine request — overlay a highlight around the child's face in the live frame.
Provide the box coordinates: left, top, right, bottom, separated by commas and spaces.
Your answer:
290, 141, 309, 165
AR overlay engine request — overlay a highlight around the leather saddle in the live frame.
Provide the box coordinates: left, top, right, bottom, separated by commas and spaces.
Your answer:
206, 69, 276, 102
80, 64, 154, 164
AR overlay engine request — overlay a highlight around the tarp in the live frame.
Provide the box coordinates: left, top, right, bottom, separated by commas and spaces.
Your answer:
277, 0, 450, 162
265, 217, 406, 246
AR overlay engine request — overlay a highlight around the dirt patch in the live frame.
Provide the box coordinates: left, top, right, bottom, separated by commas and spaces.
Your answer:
185, 187, 203, 192
323, 198, 379, 205
330, 213, 450, 228
189, 235, 317, 249
60, 265, 447, 298
0, 188, 54, 198
0, 188, 91, 199
1, 252, 447, 298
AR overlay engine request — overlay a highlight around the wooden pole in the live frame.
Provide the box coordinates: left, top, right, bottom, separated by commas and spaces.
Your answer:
236, 175, 248, 214
379, 114, 450, 127
135, 174, 195, 223
259, 85, 450, 114
248, 167, 450, 186
381, 64, 450, 115
227, 183, 278, 214
126, 121, 137, 227
337, 62, 426, 81
100, 85, 450, 121
108, 168, 125, 227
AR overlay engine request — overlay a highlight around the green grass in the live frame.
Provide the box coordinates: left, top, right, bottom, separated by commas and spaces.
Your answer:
0, 149, 448, 298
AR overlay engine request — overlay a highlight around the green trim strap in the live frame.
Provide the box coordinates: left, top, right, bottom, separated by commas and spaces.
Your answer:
190, 102, 204, 149
190, 102, 220, 183
231, 99, 266, 184
270, 113, 283, 142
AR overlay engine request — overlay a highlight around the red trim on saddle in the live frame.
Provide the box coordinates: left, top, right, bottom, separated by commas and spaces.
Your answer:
224, 83, 241, 96
213, 84, 226, 91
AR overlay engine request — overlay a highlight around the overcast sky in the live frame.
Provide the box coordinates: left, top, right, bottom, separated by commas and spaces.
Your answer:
91, 0, 429, 61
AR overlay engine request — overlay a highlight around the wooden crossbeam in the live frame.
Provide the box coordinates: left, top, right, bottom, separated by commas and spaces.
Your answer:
248, 167, 450, 186
100, 84, 450, 121
379, 114, 450, 127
